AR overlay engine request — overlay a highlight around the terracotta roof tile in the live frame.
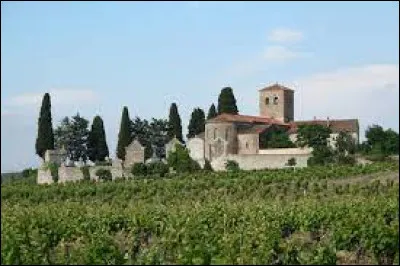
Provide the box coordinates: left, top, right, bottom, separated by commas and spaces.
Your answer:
207, 113, 289, 126
259, 83, 294, 92
237, 125, 271, 134
288, 119, 359, 134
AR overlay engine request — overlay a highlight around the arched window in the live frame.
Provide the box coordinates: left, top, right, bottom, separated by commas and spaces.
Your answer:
213, 128, 217, 139
245, 142, 249, 149
273, 96, 279, 105
265, 97, 270, 105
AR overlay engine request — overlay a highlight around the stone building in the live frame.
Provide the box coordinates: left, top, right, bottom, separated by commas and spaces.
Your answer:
44, 148, 68, 165
191, 83, 359, 170
124, 139, 145, 169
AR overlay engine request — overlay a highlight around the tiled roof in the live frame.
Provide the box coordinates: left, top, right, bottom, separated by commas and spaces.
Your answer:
237, 125, 271, 135
207, 113, 289, 126
288, 119, 359, 134
259, 83, 294, 92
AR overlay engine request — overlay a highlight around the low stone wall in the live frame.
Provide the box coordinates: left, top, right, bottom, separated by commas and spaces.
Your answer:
211, 152, 311, 171
58, 166, 84, 183
258, 147, 313, 155
37, 168, 53, 184
89, 166, 124, 181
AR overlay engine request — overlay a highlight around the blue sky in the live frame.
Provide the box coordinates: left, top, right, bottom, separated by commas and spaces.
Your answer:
1, 1, 399, 172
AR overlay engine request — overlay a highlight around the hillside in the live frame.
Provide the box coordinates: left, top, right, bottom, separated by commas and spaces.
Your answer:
1, 162, 399, 265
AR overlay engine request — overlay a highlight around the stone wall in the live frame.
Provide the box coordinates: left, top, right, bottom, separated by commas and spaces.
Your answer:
237, 133, 259, 155
37, 167, 53, 184
204, 122, 237, 160
125, 140, 145, 169
58, 165, 84, 183
211, 149, 312, 171
187, 137, 205, 161
44, 149, 67, 165
89, 166, 123, 181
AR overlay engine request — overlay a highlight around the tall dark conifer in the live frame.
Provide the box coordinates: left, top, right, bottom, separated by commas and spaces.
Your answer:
35, 93, 55, 159
116, 107, 131, 160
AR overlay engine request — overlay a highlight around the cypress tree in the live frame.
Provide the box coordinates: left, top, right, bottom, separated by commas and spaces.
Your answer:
187, 108, 205, 139
116, 107, 131, 160
35, 93, 55, 159
217, 87, 239, 114
207, 103, 218, 119
168, 103, 183, 142
88, 116, 109, 162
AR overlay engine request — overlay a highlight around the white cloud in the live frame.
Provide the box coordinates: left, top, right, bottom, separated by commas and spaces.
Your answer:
263, 45, 309, 62
289, 63, 399, 136
268, 28, 304, 43
5, 89, 98, 107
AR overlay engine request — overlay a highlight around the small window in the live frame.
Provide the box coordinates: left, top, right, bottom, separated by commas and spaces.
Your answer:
245, 142, 249, 149
225, 128, 229, 140
265, 97, 270, 105
213, 128, 217, 139
273, 96, 279, 105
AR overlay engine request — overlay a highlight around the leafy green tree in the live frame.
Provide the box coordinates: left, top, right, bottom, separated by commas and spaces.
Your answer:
336, 131, 356, 155
88, 116, 109, 162
260, 127, 295, 149
35, 93, 55, 159
54, 113, 90, 161
149, 118, 170, 158
207, 103, 218, 119
167, 144, 200, 173
363, 125, 399, 156
131, 117, 152, 160
217, 87, 239, 114
296, 124, 332, 148
116, 107, 132, 160
168, 103, 183, 142
307, 145, 335, 166
381, 129, 399, 155
187, 108, 206, 139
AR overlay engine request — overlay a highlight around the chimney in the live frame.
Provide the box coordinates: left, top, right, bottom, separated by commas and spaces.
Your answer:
327, 116, 330, 127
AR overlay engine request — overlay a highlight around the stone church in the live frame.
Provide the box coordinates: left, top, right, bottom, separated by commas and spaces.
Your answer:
184, 83, 359, 170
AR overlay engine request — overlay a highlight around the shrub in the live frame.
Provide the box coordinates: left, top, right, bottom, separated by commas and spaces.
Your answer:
167, 144, 200, 173
225, 160, 239, 171
337, 154, 356, 165
43, 162, 59, 183
131, 163, 147, 176
147, 162, 169, 177
81, 166, 90, 181
203, 159, 213, 171
286, 158, 297, 167
95, 161, 112, 166
96, 169, 112, 181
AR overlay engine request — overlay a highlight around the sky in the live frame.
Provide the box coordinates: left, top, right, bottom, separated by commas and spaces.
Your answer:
1, 1, 399, 173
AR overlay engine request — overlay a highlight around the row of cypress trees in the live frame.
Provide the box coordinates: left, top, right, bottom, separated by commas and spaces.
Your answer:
35, 87, 239, 161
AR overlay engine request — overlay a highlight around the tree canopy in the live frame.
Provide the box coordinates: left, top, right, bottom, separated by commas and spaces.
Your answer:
217, 87, 239, 114
168, 103, 183, 142
187, 108, 206, 139
88, 116, 109, 162
35, 93, 55, 158
116, 107, 131, 160
207, 103, 218, 120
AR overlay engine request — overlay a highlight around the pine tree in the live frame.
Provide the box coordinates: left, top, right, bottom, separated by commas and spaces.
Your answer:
187, 108, 205, 139
207, 103, 218, 119
35, 93, 55, 159
217, 87, 239, 114
88, 116, 109, 162
116, 106, 132, 160
168, 103, 183, 142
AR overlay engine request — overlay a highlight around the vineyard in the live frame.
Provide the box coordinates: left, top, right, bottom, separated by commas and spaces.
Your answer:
1, 161, 399, 265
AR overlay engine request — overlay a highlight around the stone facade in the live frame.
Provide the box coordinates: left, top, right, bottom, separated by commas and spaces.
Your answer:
259, 84, 294, 123
124, 139, 145, 169
211, 153, 311, 171
37, 167, 53, 184
237, 133, 259, 155
44, 148, 68, 165
204, 122, 237, 160
58, 165, 84, 183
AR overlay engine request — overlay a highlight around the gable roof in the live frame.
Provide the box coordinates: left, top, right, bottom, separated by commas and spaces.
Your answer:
288, 119, 359, 134
237, 124, 272, 135
259, 83, 294, 92
207, 113, 289, 126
